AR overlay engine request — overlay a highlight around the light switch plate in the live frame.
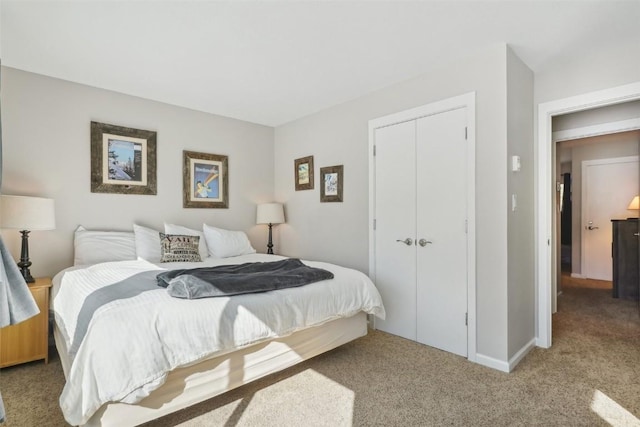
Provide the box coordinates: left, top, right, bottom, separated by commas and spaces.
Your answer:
512, 155, 521, 172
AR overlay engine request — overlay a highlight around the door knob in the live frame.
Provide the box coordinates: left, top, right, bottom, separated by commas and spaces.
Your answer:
396, 238, 413, 246
586, 221, 599, 231
418, 239, 432, 247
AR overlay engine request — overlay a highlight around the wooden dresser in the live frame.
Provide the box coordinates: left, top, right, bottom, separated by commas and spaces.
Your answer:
611, 219, 639, 301
0, 277, 52, 368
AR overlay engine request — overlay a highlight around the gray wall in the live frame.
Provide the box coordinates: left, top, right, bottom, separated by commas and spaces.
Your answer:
553, 100, 640, 132
535, 38, 640, 106
275, 44, 515, 362
0, 67, 275, 277
506, 48, 535, 359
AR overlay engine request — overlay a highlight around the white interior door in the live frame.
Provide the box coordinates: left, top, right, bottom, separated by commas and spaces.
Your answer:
582, 156, 639, 281
416, 108, 468, 357
374, 120, 417, 340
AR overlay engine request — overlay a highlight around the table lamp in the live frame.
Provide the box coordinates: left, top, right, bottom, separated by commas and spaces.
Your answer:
0, 195, 56, 282
256, 203, 285, 254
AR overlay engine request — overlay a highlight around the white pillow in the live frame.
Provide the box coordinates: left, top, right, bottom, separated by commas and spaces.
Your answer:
74, 225, 137, 266
133, 224, 162, 263
202, 224, 256, 258
164, 223, 209, 260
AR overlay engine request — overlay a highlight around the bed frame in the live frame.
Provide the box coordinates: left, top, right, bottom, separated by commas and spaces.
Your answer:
55, 312, 368, 426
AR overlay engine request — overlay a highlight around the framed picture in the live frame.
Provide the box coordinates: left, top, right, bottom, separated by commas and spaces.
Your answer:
320, 165, 343, 203
183, 150, 229, 208
90, 121, 157, 195
294, 155, 314, 191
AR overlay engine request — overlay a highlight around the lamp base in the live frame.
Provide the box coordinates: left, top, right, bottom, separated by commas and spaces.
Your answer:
18, 230, 35, 283
267, 223, 274, 255
18, 263, 35, 283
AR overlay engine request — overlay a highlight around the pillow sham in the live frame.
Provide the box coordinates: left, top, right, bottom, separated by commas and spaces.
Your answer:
133, 224, 162, 263
164, 223, 209, 260
159, 233, 202, 263
73, 225, 137, 266
202, 224, 256, 258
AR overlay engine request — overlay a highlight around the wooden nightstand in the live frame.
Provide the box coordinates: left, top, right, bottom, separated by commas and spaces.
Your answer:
0, 277, 52, 368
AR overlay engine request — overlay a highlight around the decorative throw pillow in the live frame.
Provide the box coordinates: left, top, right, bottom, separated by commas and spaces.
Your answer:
159, 233, 202, 263
164, 223, 209, 260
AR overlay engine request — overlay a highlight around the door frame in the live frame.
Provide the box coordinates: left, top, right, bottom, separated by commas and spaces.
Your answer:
368, 92, 477, 362
552, 120, 640, 303
536, 81, 640, 348
581, 156, 639, 280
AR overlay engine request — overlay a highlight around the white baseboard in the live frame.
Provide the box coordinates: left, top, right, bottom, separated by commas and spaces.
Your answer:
475, 338, 536, 373
570, 273, 585, 279
508, 338, 536, 371
475, 353, 510, 373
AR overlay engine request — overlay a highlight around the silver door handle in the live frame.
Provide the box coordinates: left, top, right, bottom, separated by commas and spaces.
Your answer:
586, 225, 599, 230
396, 238, 413, 246
634, 233, 639, 237
418, 239, 432, 247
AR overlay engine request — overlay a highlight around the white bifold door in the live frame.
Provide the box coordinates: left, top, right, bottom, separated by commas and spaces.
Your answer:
374, 107, 468, 357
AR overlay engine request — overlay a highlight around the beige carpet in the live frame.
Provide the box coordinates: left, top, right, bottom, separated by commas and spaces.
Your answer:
1, 275, 639, 426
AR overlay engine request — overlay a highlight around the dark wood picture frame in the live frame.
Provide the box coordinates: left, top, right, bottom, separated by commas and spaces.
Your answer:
320, 165, 344, 203
183, 150, 229, 209
294, 155, 314, 191
90, 121, 157, 195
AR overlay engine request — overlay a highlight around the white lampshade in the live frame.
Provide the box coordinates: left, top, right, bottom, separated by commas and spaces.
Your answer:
256, 203, 285, 225
0, 195, 56, 230
628, 196, 639, 210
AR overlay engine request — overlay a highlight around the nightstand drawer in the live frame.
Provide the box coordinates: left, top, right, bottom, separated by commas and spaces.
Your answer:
0, 277, 52, 368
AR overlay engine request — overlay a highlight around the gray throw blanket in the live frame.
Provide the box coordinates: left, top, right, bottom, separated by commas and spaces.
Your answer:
157, 258, 334, 299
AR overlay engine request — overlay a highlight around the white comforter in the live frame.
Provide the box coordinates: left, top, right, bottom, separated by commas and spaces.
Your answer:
52, 254, 385, 425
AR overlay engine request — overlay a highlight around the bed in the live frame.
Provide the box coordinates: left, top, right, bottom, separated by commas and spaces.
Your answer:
52, 226, 385, 427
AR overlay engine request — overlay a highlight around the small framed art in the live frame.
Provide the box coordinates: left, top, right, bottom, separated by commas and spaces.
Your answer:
294, 155, 314, 191
183, 150, 229, 208
90, 121, 157, 195
320, 165, 343, 203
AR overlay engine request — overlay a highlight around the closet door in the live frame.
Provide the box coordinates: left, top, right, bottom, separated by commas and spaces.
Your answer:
416, 108, 468, 357
373, 120, 417, 340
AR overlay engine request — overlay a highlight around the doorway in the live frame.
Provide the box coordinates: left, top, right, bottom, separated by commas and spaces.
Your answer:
556, 136, 639, 313
537, 82, 640, 348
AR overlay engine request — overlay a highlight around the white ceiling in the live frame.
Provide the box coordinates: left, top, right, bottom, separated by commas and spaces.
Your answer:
2, 1, 639, 127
